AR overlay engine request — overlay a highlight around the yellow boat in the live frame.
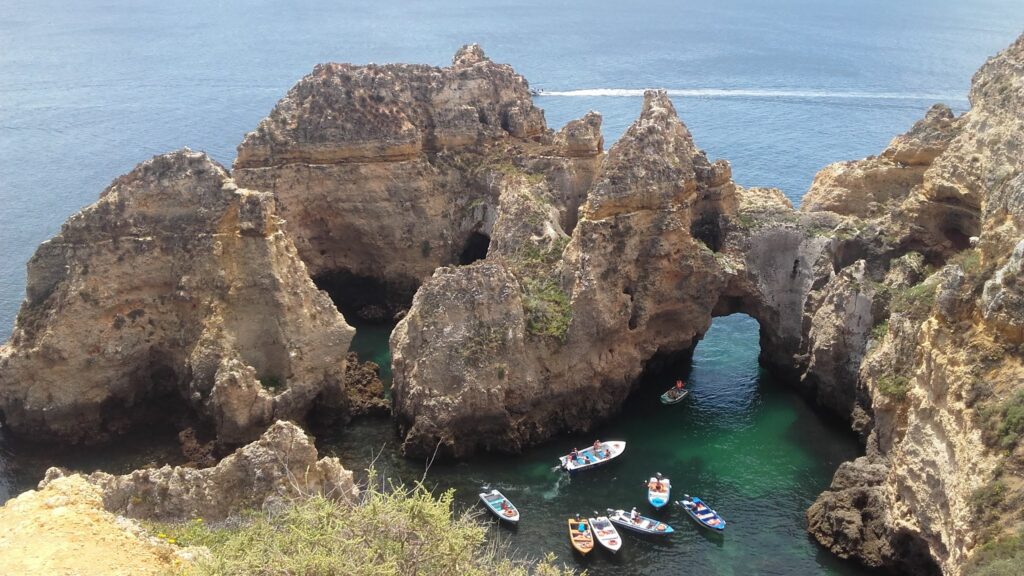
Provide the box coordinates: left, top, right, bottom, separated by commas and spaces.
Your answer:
567, 518, 594, 555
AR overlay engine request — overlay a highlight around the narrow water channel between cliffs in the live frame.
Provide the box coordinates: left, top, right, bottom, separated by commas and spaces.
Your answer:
320, 314, 877, 576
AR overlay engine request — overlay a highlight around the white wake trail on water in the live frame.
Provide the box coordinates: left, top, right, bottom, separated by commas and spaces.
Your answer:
535, 88, 967, 102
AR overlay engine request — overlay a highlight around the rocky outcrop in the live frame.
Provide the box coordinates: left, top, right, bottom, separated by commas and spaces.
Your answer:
802, 104, 959, 218
0, 475, 185, 576
342, 352, 389, 417
0, 150, 354, 446
2, 35, 1022, 576
391, 91, 878, 456
802, 33, 1024, 576
387, 36, 1024, 576
41, 421, 358, 521
232, 45, 600, 316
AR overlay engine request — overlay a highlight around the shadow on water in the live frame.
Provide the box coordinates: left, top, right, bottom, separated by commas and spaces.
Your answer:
322, 313, 880, 576
0, 422, 185, 503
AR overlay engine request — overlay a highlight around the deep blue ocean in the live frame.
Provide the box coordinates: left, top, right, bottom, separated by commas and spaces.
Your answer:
2, 1, 1024, 574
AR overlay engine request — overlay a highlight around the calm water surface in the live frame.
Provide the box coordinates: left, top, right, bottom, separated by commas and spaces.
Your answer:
322, 315, 868, 576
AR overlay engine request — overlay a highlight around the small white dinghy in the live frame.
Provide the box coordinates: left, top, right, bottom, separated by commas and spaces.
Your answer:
478, 489, 520, 524
558, 441, 626, 472
647, 473, 671, 509
588, 514, 623, 554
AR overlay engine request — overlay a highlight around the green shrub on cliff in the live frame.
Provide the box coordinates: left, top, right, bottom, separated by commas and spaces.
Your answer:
522, 278, 572, 341
891, 277, 938, 320
159, 481, 575, 576
877, 375, 911, 401
979, 389, 1024, 452
964, 529, 1024, 576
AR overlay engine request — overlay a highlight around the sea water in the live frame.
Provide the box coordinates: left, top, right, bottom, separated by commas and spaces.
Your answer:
323, 315, 868, 575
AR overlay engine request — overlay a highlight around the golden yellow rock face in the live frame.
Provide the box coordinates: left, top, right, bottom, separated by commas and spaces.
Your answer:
0, 476, 179, 576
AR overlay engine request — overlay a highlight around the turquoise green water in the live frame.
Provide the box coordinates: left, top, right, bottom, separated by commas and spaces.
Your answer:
348, 322, 394, 385
321, 314, 871, 575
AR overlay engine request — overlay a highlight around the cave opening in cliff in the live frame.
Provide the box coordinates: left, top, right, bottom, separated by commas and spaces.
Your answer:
313, 270, 418, 325
458, 231, 490, 265
691, 211, 723, 252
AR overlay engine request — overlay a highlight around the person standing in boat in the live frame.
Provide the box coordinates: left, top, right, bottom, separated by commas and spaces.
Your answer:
570, 447, 580, 463
593, 439, 604, 458
671, 379, 685, 399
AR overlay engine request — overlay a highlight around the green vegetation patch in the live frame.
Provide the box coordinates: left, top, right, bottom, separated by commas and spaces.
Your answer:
871, 320, 889, 341
488, 160, 546, 185
156, 481, 575, 576
522, 277, 572, 341
891, 277, 939, 320
877, 374, 911, 401
979, 389, 1024, 452
258, 375, 284, 393
965, 529, 1024, 576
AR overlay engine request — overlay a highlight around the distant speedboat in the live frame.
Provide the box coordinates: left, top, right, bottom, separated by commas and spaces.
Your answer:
558, 441, 626, 472
678, 495, 727, 532
529, 87, 548, 96
478, 489, 519, 524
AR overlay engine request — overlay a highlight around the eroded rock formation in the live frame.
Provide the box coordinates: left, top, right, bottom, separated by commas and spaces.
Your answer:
232, 44, 600, 320
803, 34, 1024, 576
386, 36, 1024, 576
391, 90, 867, 456
41, 420, 358, 521
0, 150, 354, 445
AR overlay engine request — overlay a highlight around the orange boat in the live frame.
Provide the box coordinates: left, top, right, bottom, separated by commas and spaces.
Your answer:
567, 518, 594, 555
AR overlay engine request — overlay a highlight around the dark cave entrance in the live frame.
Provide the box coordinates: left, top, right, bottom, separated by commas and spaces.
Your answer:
691, 211, 724, 252
459, 231, 490, 265
313, 270, 418, 324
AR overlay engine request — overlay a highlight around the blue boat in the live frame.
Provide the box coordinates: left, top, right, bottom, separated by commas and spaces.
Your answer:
479, 489, 520, 523
677, 495, 726, 532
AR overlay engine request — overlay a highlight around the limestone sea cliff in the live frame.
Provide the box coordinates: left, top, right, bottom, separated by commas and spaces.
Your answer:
0, 37, 1022, 576
0, 150, 354, 446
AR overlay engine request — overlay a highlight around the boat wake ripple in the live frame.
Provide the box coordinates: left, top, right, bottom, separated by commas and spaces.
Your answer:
534, 88, 967, 103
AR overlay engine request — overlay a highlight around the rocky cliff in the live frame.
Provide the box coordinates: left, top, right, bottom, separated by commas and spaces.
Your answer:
0, 421, 356, 576
0, 150, 354, 446
806, 33, 1024, 576
386, 37, 1024, 576
232, 44, 601, 321
42, 420, 358, 521
389, 89, 869, 457
0, 475, 186, 576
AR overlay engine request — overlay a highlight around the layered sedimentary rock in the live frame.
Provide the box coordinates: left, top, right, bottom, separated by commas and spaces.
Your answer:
802, 103, 959, 218
388, 36, 1024, 576
0, 150, 354, 445
805, 33, 1024, 576
391, 91, 868, 457
42, 420, 358, 521
232, 45, 601, 320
